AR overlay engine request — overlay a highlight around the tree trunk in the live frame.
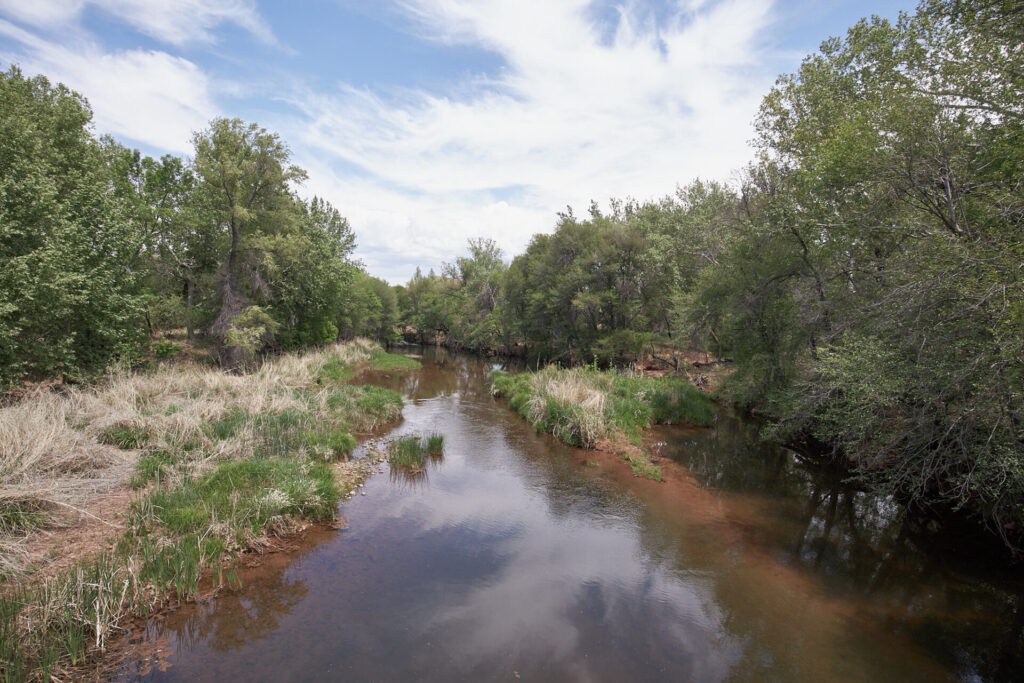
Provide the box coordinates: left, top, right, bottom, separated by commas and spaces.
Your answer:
186, 278, 194, 341
211, 222, 246, 367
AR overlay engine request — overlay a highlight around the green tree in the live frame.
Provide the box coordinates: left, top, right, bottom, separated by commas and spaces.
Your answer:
0, 67, 144, 383
102, 141, 209, 336
191, 118, 307, 364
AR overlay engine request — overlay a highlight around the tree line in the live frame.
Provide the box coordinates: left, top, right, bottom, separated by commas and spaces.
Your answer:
398, 0, 1024, 547
0, 67, 402, 380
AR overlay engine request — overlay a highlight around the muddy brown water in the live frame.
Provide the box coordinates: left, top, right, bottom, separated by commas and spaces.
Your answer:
117, 348, 1024, 682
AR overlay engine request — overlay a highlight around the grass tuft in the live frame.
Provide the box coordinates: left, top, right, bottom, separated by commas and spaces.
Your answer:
426, 432, 445, 454
100, 422, 151, 450
388, 436, 428, 469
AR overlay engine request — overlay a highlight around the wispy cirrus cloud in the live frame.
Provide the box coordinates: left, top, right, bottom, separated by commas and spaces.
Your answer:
0, 18, 217, 153
0, 0, 275, 46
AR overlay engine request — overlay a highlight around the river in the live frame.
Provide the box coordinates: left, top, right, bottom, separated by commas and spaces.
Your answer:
117, 348, 1024, 681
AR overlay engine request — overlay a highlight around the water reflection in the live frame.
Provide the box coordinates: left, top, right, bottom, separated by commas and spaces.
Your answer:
118, 347, 1024, 682
652, 412, 1024, 681
116, 531, 325, 679
387, 464, 429, 490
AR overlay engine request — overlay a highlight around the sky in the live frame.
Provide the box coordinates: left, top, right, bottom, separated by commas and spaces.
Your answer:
0, 0, 917, 284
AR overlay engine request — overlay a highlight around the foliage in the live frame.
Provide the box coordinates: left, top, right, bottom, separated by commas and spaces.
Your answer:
421, 0, 1024, 546
0, 67, 381, 382
223, 306, 281, 368
403, 238, 511, 351
696, 0, 1024, 542
0, 67, 145, 384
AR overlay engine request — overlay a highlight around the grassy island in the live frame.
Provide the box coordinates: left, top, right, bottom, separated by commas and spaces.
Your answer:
489, 366, 713, 480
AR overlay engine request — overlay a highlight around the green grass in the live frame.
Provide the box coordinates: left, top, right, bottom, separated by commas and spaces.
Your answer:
99, 422, 151, 449
137, 457, 339, 541
201, 405, 383, 460
326, 385, 404, 429
0, 452, 341, 681
369, 349, 421, 371
489, 366, 713, 480
305, 428, 357, 458
388, 436, 428, 468
318, 356, 354, 382
426, 432, 445, 454
130, 449, 179, 488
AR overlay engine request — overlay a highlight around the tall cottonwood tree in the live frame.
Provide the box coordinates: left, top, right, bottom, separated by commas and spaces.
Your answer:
191, 118, 306, 364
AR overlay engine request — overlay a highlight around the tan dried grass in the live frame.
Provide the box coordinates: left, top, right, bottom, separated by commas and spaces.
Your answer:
522, 367, 609, 448
0, 340, 374, 575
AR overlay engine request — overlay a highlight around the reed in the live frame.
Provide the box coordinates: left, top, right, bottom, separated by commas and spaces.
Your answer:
388, 436, 428, 469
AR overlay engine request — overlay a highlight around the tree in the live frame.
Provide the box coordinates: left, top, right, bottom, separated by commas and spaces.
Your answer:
191, 118, 307, 364
267, 197, 356, 349
102, 141, 209, 336
0, 67, 144, 383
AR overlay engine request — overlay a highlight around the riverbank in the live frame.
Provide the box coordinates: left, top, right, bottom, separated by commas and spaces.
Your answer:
106, 346, 1024, 681
489, 365, 714, 480
0, 340, 418, 681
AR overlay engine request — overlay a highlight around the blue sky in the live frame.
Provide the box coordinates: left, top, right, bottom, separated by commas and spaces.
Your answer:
0, 0, 917, 283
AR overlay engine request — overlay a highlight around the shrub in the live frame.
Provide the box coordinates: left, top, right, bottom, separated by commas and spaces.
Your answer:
153, 340, 181, 360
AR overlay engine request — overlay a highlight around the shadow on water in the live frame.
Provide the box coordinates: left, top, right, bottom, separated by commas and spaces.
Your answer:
117, 347, 1024, 682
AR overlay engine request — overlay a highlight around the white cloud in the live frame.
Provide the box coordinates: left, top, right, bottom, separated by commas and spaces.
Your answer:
0, 0, 274, 46
0, 19, 216, 152
285, 0, 777, 283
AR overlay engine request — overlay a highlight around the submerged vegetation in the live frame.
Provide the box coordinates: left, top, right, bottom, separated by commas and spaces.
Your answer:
490, 367, 713, 479
0, 340, 403, 679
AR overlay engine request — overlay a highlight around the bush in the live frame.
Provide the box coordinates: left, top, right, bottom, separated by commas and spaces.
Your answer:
153, 339, 181, 360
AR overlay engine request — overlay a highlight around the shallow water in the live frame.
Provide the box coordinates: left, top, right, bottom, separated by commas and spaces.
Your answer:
117, 348, 1024, 682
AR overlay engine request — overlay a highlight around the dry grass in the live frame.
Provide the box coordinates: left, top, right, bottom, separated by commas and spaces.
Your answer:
0, 338, 404, 681
0, 340, 375, 576
523, 368, 609, 448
